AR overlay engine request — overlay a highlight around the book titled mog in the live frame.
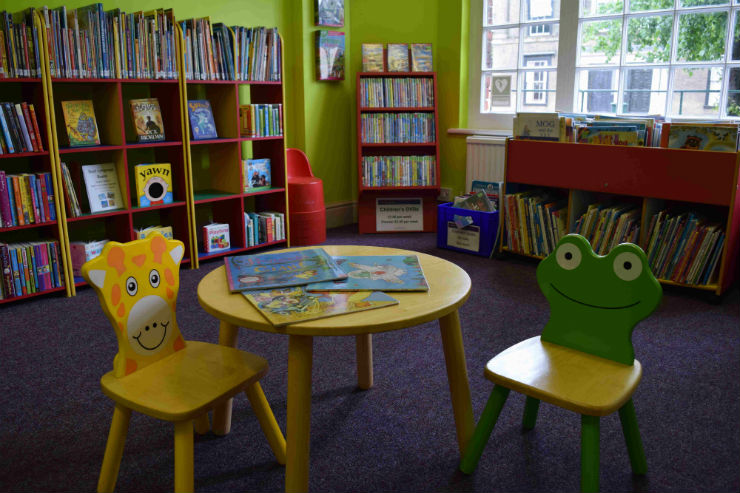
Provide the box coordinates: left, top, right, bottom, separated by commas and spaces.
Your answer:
81, 163, 124, 213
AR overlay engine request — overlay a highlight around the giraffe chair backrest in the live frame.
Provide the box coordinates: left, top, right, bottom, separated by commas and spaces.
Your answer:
81, 233, 186, 378
536, 234, 662, 366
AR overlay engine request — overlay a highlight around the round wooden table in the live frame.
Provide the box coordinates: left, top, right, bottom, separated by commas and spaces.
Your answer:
197, 245, 473, 493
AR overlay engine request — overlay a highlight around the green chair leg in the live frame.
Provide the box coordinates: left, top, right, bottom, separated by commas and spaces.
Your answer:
618, 399, 647, 475
581, 414, 600, 493
459, 385, 510, 474
522, 396, 540, 430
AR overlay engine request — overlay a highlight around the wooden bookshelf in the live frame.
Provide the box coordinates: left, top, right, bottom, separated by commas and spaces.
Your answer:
501, 138, 740, 297
356, 72, 440, 233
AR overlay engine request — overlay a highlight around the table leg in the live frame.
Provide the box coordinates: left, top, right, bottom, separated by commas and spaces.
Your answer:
439, 309, 474, 454
286, 334, 313, 493
356, 333, 373, 389
213, 320, 240, 435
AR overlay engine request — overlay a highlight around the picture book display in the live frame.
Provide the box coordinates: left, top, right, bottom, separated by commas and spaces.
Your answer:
410, 43, 433, 72
130, 98, 165, 142
224, 247, 347, 292
362, 44, 385, 72
61, 100, 100, 147
203, 223, 231, 253
306, 255, 429, 292
243, 287, 397, 327
136, 225, 174, 240
243, 158, 271, 192
187, 100, 218, 140
387, 44, 410, 72
81, 163, 124, 213
315, 30, 345, 81
665, 123, 739, 152
134, 163, 173, 207
314, 0, 344, 27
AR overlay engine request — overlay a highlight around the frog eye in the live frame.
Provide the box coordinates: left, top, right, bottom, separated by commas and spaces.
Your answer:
125, 276, 138, 296
555, 242, 582, 270
149, 269, 160, 288
613, 252, 642, 281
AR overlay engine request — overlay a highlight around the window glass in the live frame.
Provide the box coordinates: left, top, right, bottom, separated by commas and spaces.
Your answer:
671, 67, 723, 117
629, 0, 673, 11
576, 68, 618, 112
622, 68, 669, 113
580, 19, 623, 66
625, 15, 673, 63
677, 11, 728, 62
485, 0, 521, 27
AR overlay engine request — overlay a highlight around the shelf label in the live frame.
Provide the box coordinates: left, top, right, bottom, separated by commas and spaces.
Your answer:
447, 221, 480, 251
376, 198, 423, 231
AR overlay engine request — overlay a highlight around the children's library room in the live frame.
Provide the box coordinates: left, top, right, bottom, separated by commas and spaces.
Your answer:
1, 0, 739, 492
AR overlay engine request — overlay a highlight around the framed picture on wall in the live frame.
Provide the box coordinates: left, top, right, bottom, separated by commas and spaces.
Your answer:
315, 30, 345, 81
315, 0, 344, 27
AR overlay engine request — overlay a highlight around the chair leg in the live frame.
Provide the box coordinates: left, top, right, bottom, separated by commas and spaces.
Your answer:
581, 414, 600, 493
174, 420, 194, 493
97, 404, 131, 493
522, 396, 540, 430
459, 385, 510, 474
618, 399, 647, 475
194, 413, 210, 435
245, 381, 287, 465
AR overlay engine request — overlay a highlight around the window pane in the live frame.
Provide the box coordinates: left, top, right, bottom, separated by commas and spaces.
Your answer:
520, 68, 557, 111
482, 72, 517, 113
626, 15, 673, 63
629, 0, 673, 11
677, 11, 728, 62
622, 68, 668, 113
522, 23, 560, 66
525, 0, 560, 20
726, 67, 740, 116
581, 0, 624, 16
733, 12, 740, 60
680, 0, 728, 6
485, 0, 520, 27
580, 19, 623, 65
483, 28, 519, 70
576, 69, 619, 112
671, 67, 723, 117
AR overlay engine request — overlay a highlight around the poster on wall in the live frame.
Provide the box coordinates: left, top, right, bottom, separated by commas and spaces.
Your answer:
315, 0, 344, 27
315, 30, 345, 81
376, 198, 423, 232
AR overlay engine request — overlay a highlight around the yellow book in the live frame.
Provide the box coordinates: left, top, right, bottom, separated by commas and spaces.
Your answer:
134, 163, 173, 207
61, 100, 100, 147
18, 175, 34, 224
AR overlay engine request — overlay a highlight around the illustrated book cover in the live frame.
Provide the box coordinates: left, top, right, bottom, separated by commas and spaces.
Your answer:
134, 163, 173, 207
203, 223, 231, 253
243, 287, 397, 327
81, 163, 124, 213
314, 0, 344, 27
243, 158, 271, 192
362, 44, 385, 72
136, 225, 173, 240
315, 30, 345, 81
410, 43, 433, 72
387, 44, 409, 72
61, 100, 100, 147
306, 255, 429, 292
666, 124, 739, 152
224, 247, 347, 292
187, 100, 218, 140
513, 112, 561, 141
130, 98, 165, 142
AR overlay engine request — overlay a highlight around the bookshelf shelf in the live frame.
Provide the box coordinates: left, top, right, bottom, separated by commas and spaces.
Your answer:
0, 220, 58, 232
0, 286, 66, 305
190, 138, 241, 145
360, 185, 440, 192
66, 209, 130, 222
125, 141, 183, 149
243, 187, 286, 198
58, 145, 126, 154
0, 151, 50, 159
239, 136, 284, 142
131, 201, 188, 213
360, 142, 437, 148
0, 78, 43, 83
360, 107, 435, 112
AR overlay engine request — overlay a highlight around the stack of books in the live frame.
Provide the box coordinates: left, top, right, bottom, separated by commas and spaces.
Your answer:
361, 155, 436, 187
359, 77, 435, 108
573, 203, 641, 255
0, 9, 42, 78
0, 101, 44, 154
360, 113, 435, 143
244, 211, 284, 247
503, 189, 568, 257
0, 240, 64, 299
0, 171, 56, 227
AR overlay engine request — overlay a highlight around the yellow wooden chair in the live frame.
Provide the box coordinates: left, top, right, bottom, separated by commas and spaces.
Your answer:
82, 233, 286, 493
460, 234, 662, 492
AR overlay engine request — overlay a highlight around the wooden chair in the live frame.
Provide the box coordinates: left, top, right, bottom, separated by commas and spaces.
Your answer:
82, 233, 286, 493
460, 234, 662, 492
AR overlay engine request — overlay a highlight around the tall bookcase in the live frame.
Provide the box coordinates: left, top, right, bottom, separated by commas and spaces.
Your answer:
356, 72, 440, 233
501, 138, 740, 297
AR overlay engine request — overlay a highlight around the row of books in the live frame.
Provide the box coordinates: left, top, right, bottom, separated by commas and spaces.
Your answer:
643, 211, 725, 286
0, 171, 56, 228
361, 43, 432, 73
241, 158, 271, 193
360, 113, 435, 144
0, 101, 45, 154
233, 26, 281, 82
239, 104, 283, 138
0, 240, 64, 300
359, 77, 434, 108
572, 203, 641, 256
503, 189, 568, 257
0, 9, 41, 79
245, 211, 285, 247
361, 155, 436, 187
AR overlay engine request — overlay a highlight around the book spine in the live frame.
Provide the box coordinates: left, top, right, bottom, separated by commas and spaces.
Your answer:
27, 174, 40, 223
0, 243, 14, 297
0, 170, 8, 227
2, 103, 21, 152
28, 104, 44, 151
20, 103, 38, 152
12, 104, 31, 153
10, 247, 22, 296
19, 245, 31, 294
0, 104, 13, 153
10, 176, 24, 225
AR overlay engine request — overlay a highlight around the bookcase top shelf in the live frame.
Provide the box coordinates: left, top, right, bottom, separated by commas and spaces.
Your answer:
0, 77, 43, 83
184, 79, 282, 85
361, 143, 437, 147
51, 78, 179, 84
358, 72, 435, 77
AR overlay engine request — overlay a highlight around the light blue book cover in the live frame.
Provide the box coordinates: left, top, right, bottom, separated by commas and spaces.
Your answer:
306, 255, 429, 292
187, 100, 218, 140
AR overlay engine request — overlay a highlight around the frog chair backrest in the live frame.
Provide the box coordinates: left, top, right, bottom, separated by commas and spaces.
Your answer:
460, 234, 663, 492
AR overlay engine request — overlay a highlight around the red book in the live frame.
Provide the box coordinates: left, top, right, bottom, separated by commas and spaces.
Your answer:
21, 103, 38, 152
28, 105, 44, 151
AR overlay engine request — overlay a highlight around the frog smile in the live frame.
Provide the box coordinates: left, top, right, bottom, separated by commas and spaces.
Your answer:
551, 284, 640, 310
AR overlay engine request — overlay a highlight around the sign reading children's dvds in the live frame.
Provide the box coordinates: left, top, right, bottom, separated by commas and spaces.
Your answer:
376, 198, 423, 232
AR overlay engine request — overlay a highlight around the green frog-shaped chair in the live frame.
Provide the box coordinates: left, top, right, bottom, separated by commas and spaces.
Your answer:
460, 234, 662, 492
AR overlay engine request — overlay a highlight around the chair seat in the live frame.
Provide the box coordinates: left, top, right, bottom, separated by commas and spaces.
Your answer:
485, 336, 642, 416
101, 341, 268, 422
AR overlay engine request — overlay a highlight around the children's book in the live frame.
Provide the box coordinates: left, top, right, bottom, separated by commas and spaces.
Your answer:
314, 0, 344, 27
130, 98, 165, 142
410, 43, 433, 72
81, 163, 124, 213
70, 239, 108, 277
666, 123, 739, 152
315, 30, 345, 80
243, 287, 397, 327
61, 100, 100, 147
306, 255, 429, 292
203, 223, 230, 253
387, 44, 409, 72
187, 100, 218, 140
224, 247, 347, 292
242, 158, 271, 192
362, 44, 385, 72
134, 163, 173, 207
135, 225, 173, 240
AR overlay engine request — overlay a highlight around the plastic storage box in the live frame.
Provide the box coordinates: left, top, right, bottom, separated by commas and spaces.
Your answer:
436, 202, 499, 257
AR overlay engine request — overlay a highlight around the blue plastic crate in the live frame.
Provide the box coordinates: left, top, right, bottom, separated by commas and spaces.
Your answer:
437, 202, 499, 257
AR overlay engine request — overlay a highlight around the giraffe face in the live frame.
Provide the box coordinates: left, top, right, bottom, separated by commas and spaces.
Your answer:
127, 294, 171, 355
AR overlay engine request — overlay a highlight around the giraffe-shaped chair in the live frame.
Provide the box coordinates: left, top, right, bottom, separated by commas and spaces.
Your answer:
82, 233, 286, 493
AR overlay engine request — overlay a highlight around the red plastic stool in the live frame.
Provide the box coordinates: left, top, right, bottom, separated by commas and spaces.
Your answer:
287, 148, 326, 245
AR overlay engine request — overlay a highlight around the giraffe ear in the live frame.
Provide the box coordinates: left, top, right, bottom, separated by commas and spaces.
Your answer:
169, 244, 184, 265
88, 269, 107, 289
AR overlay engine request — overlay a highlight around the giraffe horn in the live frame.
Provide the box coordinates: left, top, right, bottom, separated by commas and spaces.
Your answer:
88, 269, 107, 289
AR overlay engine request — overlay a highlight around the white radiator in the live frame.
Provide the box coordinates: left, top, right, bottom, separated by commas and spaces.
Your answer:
465, 135, 507, 192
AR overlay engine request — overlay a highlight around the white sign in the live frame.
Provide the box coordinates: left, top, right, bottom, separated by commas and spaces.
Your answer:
376, 198, 423, 231
447, 221, 480, 252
